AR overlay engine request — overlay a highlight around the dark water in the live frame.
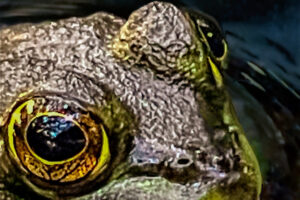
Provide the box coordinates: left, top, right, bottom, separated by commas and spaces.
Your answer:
0, 0, 299, 199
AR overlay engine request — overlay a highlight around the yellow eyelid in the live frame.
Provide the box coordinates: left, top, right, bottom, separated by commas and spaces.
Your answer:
8, 100, 35, 158
208, 57, 223, 88
90, 125, 110, 176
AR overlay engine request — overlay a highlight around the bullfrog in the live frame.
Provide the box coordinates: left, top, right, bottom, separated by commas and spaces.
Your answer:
0, 1, 264, 199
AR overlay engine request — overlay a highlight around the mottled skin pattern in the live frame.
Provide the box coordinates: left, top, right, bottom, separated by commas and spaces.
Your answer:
0, 2, 261, 200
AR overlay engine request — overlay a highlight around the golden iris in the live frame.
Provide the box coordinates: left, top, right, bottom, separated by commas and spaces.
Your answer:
6, 96, 110, 183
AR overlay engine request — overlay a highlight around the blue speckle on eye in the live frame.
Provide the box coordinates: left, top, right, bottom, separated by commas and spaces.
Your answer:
43, 116, 48, 123
50, 131, 58, 138
59, 123, 67, 129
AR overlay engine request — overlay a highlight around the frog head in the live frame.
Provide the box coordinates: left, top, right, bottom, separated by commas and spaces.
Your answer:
0, 2, 261, 199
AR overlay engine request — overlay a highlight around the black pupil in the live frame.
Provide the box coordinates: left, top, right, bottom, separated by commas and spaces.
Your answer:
26, 116, 86, 162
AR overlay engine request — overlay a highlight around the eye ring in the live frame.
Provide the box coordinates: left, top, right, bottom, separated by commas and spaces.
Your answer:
6, 96, 111, 183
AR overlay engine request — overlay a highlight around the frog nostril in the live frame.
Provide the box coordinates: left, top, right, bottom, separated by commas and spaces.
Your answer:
170, 156, 193, 168
177, 158, 190, 165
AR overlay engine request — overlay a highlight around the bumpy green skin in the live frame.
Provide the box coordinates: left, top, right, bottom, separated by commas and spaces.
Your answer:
0, 2, 261, 200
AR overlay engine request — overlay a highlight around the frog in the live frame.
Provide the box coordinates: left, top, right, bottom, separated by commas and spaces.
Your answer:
0, 1, 262, 200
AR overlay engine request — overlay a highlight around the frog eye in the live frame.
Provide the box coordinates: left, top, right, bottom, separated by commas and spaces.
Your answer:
6, 96, 110, 183
199, 24, 226, 58
188, 10, 227, 60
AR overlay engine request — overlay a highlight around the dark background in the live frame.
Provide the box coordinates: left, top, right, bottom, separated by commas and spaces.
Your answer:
0, 1, 299, 199
0, 0, 297, 23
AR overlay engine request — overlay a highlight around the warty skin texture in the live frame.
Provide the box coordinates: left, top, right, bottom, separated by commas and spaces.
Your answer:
0, 1, 261, 200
